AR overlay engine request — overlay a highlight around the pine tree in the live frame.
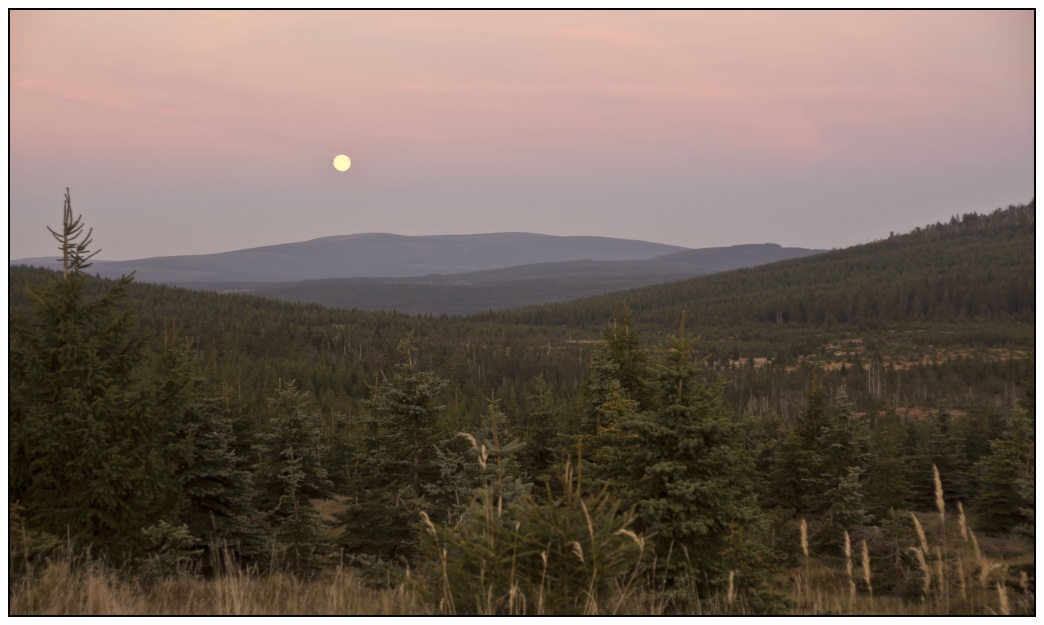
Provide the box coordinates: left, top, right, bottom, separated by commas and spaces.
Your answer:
814, 389, 871, 523
578, 311, 647, 497
798, 374, 829, 448
762, 378, 830, 517
155, 336, 264, 569
765, 429, 821, 515
974, 402, 1033, 534
254, 380, 334, 572
910, 407, 972, 508
769, 382, 870, 519
784, 376, 835, 515
818, 389, 870, 482
423, 436, 480, 527
863, 409, 914, 520
470, 394, 530, 512
9, 191, 177, 563
579, 310, 648, 435
605, 317, 760, 593
821, 467, 872, 548
178, 396, 265, 569
338, 335, 448, 563
584, 379, 641, 496
516, 376, 562, 489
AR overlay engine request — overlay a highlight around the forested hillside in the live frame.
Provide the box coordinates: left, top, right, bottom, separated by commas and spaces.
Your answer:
9, 200, 1035, 615
486, 202, 1035, 332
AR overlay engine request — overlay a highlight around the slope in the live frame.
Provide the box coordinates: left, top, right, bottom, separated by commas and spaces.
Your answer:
480, 203, 1036, 335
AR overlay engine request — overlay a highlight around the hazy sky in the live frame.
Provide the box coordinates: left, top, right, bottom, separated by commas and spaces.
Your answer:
9, 10, 1035, 260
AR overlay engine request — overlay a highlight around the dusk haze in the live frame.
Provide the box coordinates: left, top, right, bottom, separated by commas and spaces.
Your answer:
8, 9, 1036, 617
9, 9, 1033, 260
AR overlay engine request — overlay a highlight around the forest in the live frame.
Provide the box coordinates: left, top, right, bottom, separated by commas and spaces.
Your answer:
8, 196, 1035, 615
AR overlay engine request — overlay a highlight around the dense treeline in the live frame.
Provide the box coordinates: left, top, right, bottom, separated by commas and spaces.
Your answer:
483, 202, 1035, 332
201, 275, 685, 316
9, 196, 1034, 614
9, 265, 587, 427
10, 202, 1033, 422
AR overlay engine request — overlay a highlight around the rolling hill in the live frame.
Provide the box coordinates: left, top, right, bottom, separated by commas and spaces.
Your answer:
188, 243, 823, 315
11, 232, 689, 283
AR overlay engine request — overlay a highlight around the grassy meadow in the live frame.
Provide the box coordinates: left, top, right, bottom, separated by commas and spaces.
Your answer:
10, 471, 1033, 616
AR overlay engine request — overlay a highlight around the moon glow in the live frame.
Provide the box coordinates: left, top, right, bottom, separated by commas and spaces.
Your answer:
333, 154, 351, 172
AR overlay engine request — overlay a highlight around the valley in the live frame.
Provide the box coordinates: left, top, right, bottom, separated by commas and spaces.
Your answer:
9, 201, 1035, 615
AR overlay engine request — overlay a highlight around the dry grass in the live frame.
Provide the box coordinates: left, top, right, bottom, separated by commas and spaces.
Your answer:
11, 537, 1032, 616
10, 552, 423, 616
10, 473, 1034, 615
898, 476, 1035, 616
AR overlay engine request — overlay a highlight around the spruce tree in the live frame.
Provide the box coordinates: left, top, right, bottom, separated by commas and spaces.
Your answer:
579, 311, 647, 496
821, 467, 872, 548
815, 389, 871, 522
579, 310, 648, 435
516, 376, 562, 489
470, 394, 530, 511
178, 397, 265, 569
605, 317, 760, 593
974, 403, 1034, 535
770, 382, 870, 519
584, 379, 641, 496
909, 407, 972, 509
9, 191, 176, 563
798, 375, 829, 448
254, 380, 334, 572
763, 379, 831, 517
863, 409, 914, 520
765, 429, 821, 515
818, 390, 870, 480
155, 336, 264, 569
338, 335, 448, 563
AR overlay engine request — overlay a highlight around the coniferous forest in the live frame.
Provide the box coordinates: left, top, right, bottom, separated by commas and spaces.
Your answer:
8, 194, 1035, 615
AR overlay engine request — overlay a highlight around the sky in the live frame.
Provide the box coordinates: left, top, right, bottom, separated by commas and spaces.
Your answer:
8, 9, 1035, 261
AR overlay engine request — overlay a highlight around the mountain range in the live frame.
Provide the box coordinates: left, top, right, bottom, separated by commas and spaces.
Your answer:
11, 232, 824, 315
196, 242, 822, 315
11, 233, 689, 283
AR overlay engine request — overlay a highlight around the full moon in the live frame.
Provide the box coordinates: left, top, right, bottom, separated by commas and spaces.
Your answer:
333, 154, 351, 172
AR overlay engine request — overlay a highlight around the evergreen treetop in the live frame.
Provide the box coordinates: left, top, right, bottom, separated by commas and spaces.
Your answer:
9, 191, 173, 563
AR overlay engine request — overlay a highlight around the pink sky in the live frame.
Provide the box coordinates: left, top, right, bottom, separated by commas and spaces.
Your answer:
9, 10, 1034, 260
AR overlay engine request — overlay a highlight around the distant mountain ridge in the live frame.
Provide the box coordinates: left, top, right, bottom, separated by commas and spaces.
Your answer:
11, 232, 689, 283
443, 243, 821, 283
11, 233, 825, 315
174, 243, 824, 315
